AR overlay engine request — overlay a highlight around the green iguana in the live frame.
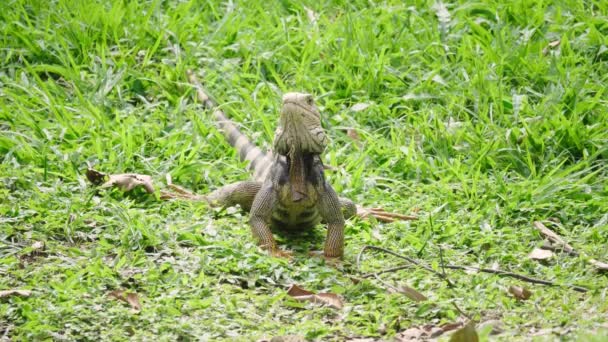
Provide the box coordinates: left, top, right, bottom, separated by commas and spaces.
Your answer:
181, 71, 415, 258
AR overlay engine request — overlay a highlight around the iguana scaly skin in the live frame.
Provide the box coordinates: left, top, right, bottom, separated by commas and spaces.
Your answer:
187, 71, 414, 258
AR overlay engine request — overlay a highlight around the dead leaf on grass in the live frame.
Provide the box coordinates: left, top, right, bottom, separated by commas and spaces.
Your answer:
303, 7, 318, 25
87, 168, 155, 194
103, 174, 154, 194
528, 247, 554, 261
542, 40, 561, 55
347, 128, 361, 141
449, 321, 479, 342
31, 241, 45, 251
533, 221, 576, 255
589, 259, 608, 272
396, 285, 427, 302
508, 285, 532, 300
0, 289, 32, 298
350, 103, 370, 112
86, 168, 106, 185
108, 290, 142, 312
266, 335, 307, 342
396, 321, 464, 341
286, 284, 343, 309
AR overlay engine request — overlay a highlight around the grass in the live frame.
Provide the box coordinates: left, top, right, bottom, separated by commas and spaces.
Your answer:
1, 0, 608, 340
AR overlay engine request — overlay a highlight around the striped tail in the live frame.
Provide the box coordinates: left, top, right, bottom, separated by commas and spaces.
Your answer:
187, 71, 272, 181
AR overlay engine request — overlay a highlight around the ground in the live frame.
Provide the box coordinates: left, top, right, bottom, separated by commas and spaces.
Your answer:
1, 0, 608, 340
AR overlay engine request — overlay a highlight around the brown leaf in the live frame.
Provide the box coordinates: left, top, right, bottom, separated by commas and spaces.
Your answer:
396, 285, 427, 302
542, 40, 561, 55
103, 174, 154, 194
303, 7, 318, 24
347, 128, 361, 141
396, 322, 464, 341
87, 168, 155, 194
395, 326, 428, 341
86, 168, 107, 185
350, 103, 370, 112
590, 259, 608, 272
533, 221, 576, 255
31, 241, 45, 251
126, 293, 141, 312
528, 247, 554, 261
108, 290, 141, 312
449, 321, 479, 342
286, 284, 343, 309
0, 289, 32, 298
108, 290, 126, 301
508, 285, 532, 300
268, 335, 307, 342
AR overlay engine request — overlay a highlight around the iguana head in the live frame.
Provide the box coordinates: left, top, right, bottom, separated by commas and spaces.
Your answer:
273, 92, 328, 156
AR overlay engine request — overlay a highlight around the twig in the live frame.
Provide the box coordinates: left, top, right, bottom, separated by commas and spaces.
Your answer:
357, 245, 454, 287
360, 263, 412, 278
357, 245, 589, 293
450, 301, 472, 320
440, 264, 588, 293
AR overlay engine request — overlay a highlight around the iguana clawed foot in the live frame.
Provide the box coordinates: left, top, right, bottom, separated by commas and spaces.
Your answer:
260, 244, 293, 259
308, 250, 342, 265
356, 205, 418, 223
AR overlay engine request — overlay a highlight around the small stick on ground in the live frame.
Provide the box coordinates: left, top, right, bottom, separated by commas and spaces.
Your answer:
357, 245, 454, 287
357, 245, 589, 293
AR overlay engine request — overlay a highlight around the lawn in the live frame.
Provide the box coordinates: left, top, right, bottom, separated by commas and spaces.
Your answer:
1, 0, 608, 340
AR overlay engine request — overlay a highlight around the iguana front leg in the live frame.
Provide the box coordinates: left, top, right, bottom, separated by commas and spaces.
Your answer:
206, 181, 261, 212
248, 182, 292, 258
318, 184, 346, 258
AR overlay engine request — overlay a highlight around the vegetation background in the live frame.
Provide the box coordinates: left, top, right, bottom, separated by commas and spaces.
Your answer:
1, 0, 607, 340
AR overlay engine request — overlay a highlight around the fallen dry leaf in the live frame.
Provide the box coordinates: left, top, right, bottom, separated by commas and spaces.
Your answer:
108, 290, 142, 312
396, 322, 464, 341
103, 174, 154, 193
528, 247, 554, 261
542, 40, 561, 55
87, 168, 155, 194
508, 285, 532, 300
86, 168, 106, 185
590, 259, 608, 272
449, 321, 479, 342
350, 103, 370, 112
396, 285, 427, 302
0, 289, 32, 298
286, 284, 343, 309
533, 221, 576, 255
347, 128, 361, 141
395, 326, 430, 341
261, 335, 307, 342
303, 7, 318, 24
126, 293, 141, 311
31, 241, 45, 251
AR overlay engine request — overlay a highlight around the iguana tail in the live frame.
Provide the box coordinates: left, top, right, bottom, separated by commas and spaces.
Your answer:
187, 71, 272, 182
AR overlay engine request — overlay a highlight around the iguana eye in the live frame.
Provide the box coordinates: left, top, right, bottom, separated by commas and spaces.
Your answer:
306, 96, 314, 106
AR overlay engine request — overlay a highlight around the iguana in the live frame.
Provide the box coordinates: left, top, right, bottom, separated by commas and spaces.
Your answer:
181, 71, 415, 258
